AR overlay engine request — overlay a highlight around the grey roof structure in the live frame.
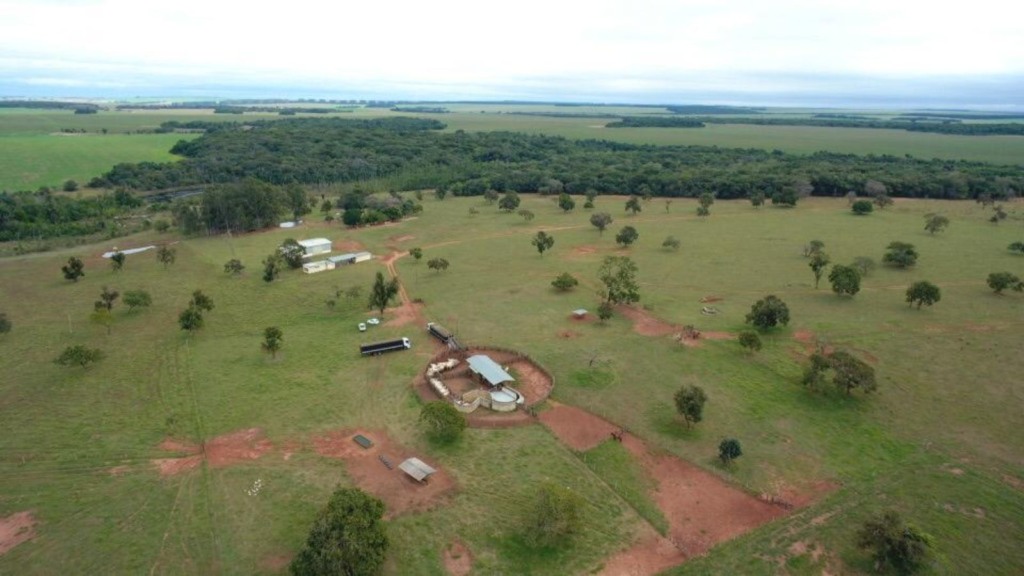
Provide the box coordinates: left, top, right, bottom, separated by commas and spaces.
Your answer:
399, 457, 437, 482
466, 355, 515, 386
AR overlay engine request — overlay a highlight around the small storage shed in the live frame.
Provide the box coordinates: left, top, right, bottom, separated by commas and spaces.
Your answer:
467, 355, 515, 387
329, 251, 373, 265
297, 238, 332, 257
302, 260, 335, 274
399, 457, 437, 482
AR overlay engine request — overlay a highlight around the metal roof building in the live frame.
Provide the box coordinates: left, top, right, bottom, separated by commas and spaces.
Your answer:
327, 251, 372, 265
467, 355, 515, 387
399, 457, 437, 482
297, 238, 332, 257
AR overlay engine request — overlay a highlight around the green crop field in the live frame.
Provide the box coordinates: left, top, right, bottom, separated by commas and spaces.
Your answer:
1, 194, 1022, 574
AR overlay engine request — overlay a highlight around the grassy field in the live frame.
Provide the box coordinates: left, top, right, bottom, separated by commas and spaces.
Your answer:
3, 105, 1023, 192
1, 194, 1022, 574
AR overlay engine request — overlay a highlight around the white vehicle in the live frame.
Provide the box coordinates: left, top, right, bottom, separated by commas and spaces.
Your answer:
358, 323, 367, 332
366, 318, 380, 325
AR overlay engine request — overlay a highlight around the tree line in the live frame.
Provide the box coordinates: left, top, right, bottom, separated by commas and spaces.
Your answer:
89, 117, 1024, 201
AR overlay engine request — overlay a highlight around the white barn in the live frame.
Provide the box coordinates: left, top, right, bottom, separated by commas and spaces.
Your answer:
297, 238, 332, 258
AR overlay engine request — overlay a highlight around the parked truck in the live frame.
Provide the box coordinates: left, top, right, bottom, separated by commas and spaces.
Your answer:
360, 337, 411, 356
426, 322, 462, 350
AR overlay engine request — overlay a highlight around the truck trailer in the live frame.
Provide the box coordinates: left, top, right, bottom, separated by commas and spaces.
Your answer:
360, 337, 412, 356
426, 322, 462, 349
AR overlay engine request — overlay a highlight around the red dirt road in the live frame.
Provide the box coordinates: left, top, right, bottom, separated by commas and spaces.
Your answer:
538, 402, 619, 451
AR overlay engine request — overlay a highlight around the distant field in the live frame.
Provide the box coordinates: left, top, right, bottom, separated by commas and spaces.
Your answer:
0, 133, 190, 192
1, 195, 1022, 574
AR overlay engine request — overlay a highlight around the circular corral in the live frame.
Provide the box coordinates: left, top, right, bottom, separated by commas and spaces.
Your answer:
413, 346, 554, 428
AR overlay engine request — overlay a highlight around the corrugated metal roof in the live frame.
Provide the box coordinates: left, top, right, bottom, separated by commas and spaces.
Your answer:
467, 355, 515, 386
297, 238, 331, 248
399, 457, 437, 482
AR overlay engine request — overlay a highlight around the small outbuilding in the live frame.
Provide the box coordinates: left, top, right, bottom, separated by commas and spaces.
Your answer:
399, 457, 437, 483
302, 260, 335, 274
572, 308, 588, 319
297, 238, 332, 257
467, 354, 515, 387
328, 251, 373, 266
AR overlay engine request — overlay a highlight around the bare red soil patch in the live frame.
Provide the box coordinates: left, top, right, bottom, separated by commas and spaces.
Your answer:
312, 429, 455, 518
539, 402, 620, 451
598, 535, 685, 576
152, 428, 273, 476
617, 305, 678, 337
699, 295, 723, 304
558, 330, 581, 339
0, 511, 37, 557
390, 234, 416, 243
619, 435, 786, 558
334, 239, 365, 252
442, 539, 474, 576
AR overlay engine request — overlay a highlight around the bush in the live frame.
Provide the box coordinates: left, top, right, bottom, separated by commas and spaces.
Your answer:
738, 330, 762, 352
856, 511, 932, 575
419, 401, 466, 443
851, 200, 874, 215
524, 483, 583, 548
551, 272, 579, 292
290, 488, 388, 576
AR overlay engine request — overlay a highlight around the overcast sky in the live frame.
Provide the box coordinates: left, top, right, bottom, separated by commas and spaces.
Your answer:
2, 0, 1022, 107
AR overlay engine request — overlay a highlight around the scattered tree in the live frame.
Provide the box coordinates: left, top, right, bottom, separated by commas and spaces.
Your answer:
483, 189, 499, 204
801, 352, 831, 392
662, 236, 681, 251
590, 212, 613, 235
851, 200, 874, 215
261, 326, 283, 359
745, 295, 790, 331
341, 208, 362, 227
923, 213, 949, 234
852, 257, 876, 277
532, 231, 555, 256
434, 186, 448, 200
0, 312, 11, 335
557, 193, 576, 213
190, 290, 214, 312
427, 257, 450, 273
987, 272, 1023, 294
905, 281, 941, 309
803, 240, 825, 258
178, 306, 204, 333
718, 438, 742, 465
262, 253, 283, 283
62, 179, 79, 192
597, 301, 614, 322
284, 184, 310, 221
674, 385, 707, 429
95, 286, 119, 311
738, 330, 762, 353
280, 238, 305, 269
1007, 241, 1024, 254
664, 199, 673, 213
809, 252, 831, 289
123, 290, 152, 311
90, 308, 114, 335
697, 192, 714, 217
409, 247, 423, 261
624, 195, 642, 215
615, 225, 639, 248
551, 272, 579, 292
828, 265, 861, 297
750, 190, 765, 208
883, 242, 919, 268
856, 511, 932, 575
289, 487, 389, 576
319, 199, 333, 215
771, 188, 798, 207
518, 209, 535, 222
989, 204, 1007, 224
598, 255, 640, 305
110, 251, 126, 271
524, 483, 583, 548
498, 191, 521, 212
55, 345, 104, 367
419, 401, 467, 443
867, 180, 892, 209
62, 256, 85, 282
368, 271, 400, 315
156, 245, 176, 269
829, 350, 877, 395
224, 259, 245, 275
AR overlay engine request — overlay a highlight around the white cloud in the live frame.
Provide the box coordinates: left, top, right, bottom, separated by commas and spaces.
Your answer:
1, 0, 1021, 101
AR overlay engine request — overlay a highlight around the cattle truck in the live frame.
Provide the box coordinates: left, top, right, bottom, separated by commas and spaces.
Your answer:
359, 337, 412, 356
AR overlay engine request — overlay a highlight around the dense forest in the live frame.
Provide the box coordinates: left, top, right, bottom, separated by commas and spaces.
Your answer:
90, 117, 1024, 201
606, 117, 705, 128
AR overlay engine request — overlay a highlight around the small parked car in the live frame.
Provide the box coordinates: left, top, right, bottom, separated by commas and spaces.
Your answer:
366, 318, 380, 325
358, 323, 367, 332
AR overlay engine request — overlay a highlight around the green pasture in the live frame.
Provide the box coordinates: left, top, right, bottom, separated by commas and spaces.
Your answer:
2, 194, 1023, 574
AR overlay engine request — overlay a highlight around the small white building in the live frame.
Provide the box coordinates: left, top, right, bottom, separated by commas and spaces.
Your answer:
302, 260, 335, 274
328, 251, 372, 266
297, 238, 332, 258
